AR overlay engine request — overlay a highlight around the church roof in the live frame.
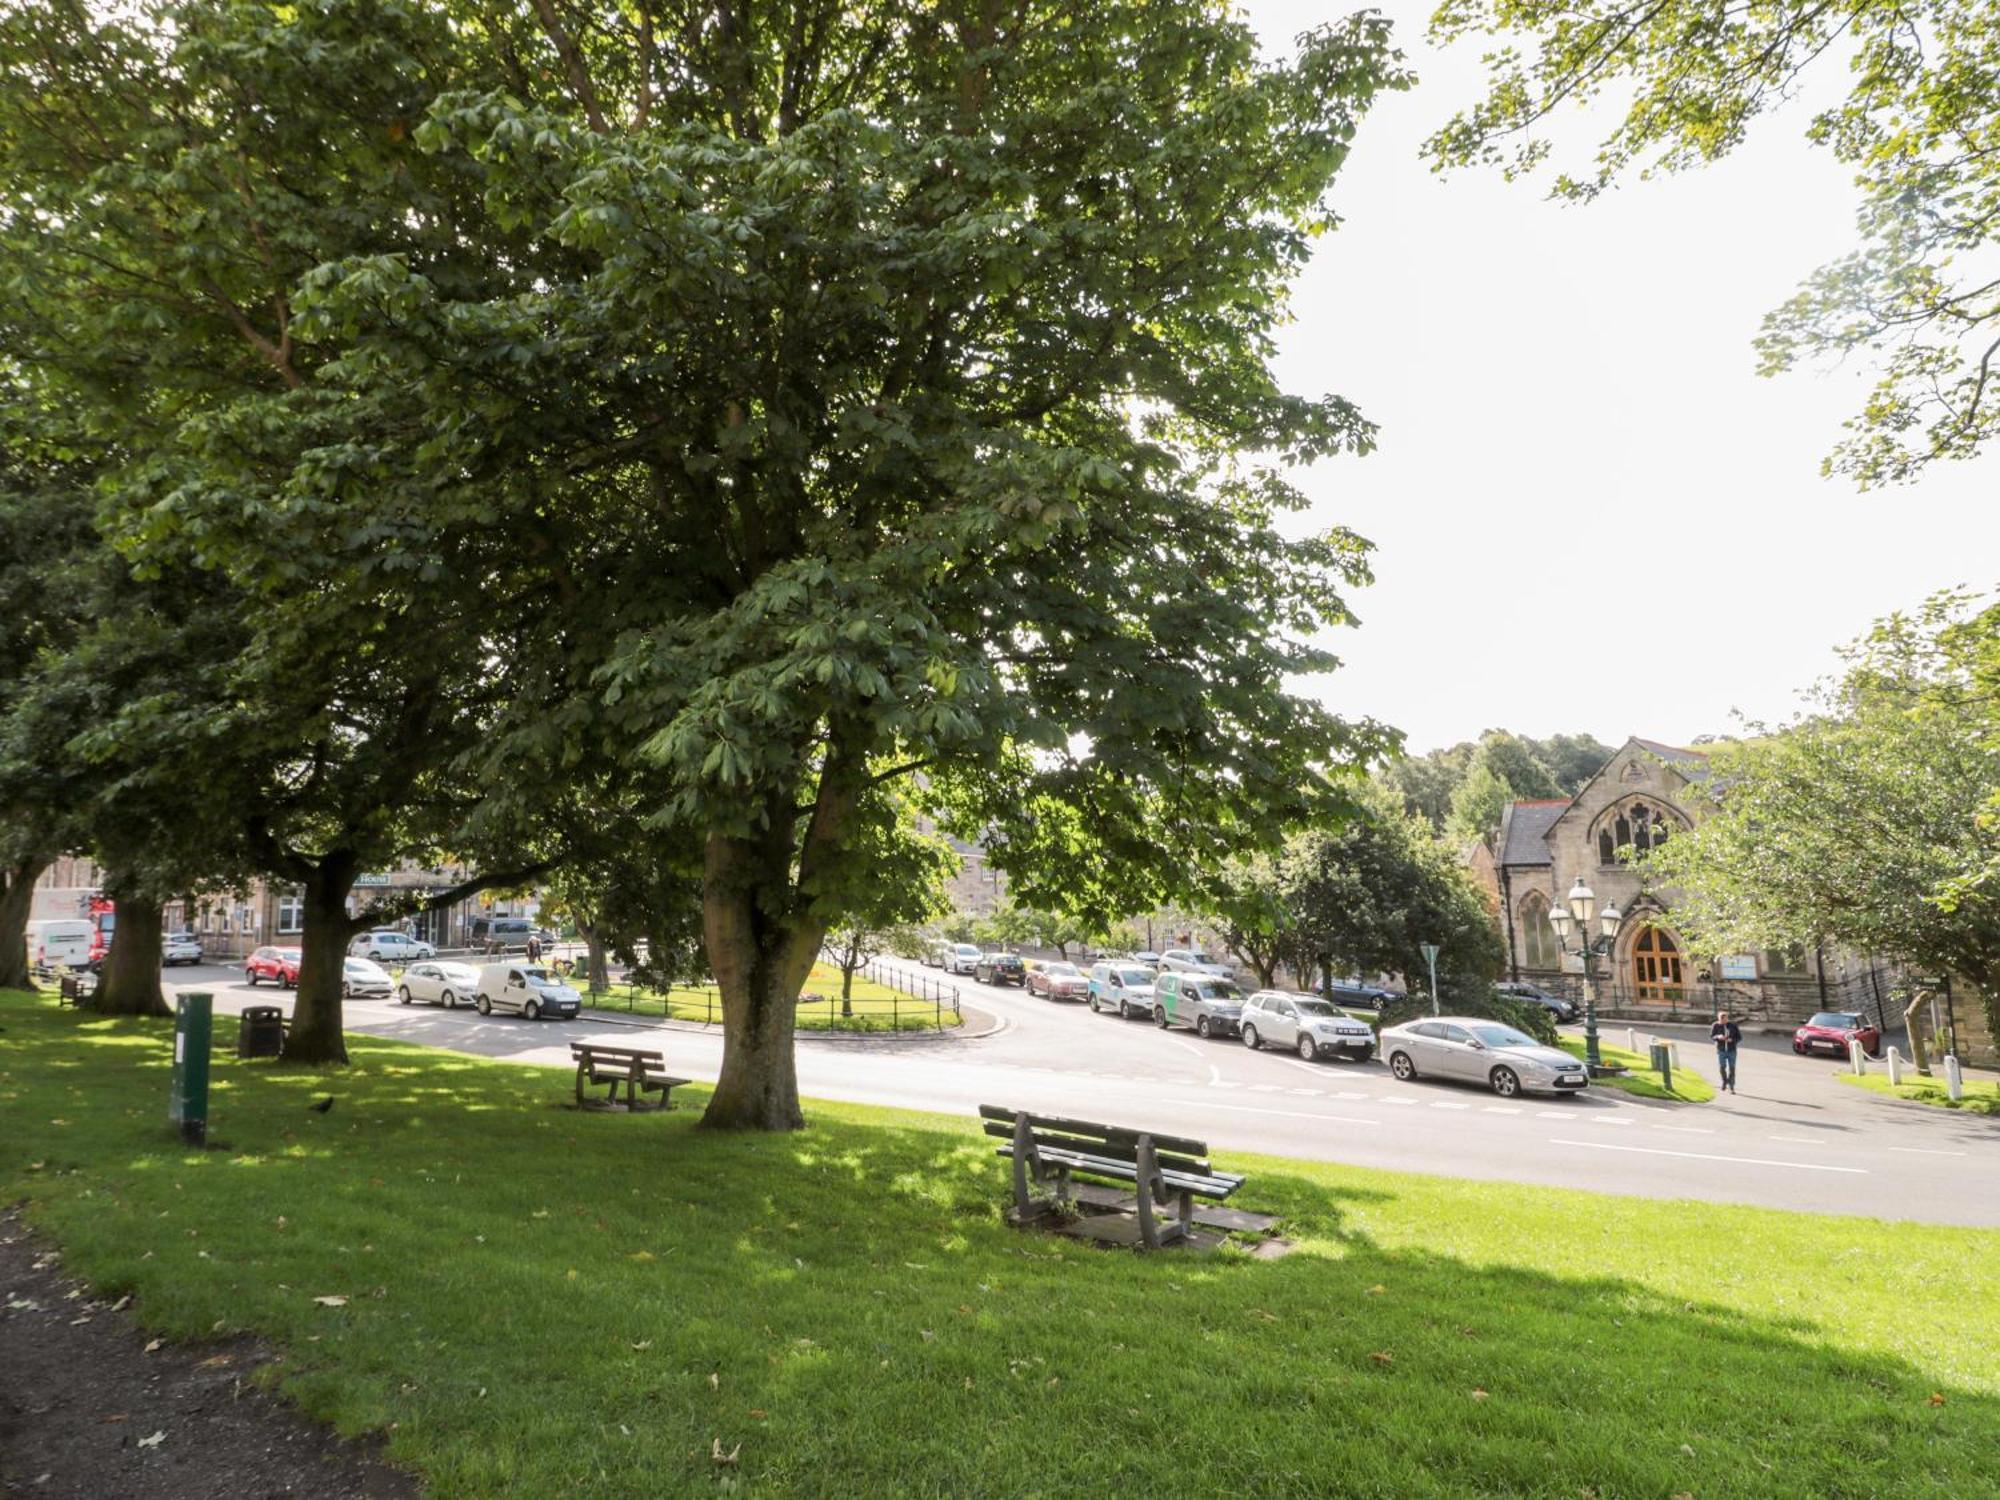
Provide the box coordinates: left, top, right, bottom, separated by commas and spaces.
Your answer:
1632, 738, 1707, 764
1498, 799, 1568, 867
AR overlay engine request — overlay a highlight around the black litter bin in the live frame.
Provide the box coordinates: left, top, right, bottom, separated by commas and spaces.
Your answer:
238, 1005, 286, 1059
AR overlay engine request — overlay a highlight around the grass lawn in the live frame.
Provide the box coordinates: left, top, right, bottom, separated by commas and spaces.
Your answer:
3, 987, 1994, 1497
579, 962, 958, 1032
1558, 1038, 1717, 1102
1837, 1069, 2000, 1117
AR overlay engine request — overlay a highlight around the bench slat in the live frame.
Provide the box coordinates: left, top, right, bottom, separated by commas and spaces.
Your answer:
997, 1145, 1243, 1200
982, 1121, 1211, 1176
978, 1104, 1208, 1157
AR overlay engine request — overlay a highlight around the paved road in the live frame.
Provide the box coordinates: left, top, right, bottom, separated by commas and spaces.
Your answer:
161, 964, 2000, 1227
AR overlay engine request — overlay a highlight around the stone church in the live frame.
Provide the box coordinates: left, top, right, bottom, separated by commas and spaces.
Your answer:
1489, 737, 1834, 1018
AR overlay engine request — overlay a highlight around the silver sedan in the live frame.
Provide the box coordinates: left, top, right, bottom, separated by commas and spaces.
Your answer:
1379, 1017, 1589, 1098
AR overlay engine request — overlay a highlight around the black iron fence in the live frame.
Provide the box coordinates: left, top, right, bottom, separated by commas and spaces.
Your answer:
1537, 966, 1921, 1033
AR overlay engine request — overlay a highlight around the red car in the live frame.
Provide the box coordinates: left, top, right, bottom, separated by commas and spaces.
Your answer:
246, 945, 303, 988
1027, 961, 1091, 1001
1793, 1010, 1882, 1059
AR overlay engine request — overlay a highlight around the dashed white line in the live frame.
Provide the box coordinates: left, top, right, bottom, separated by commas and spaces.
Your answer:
1207, 1065, 1223, 1086
1550, 1139, 1868, 1174
1161, 1098, 1380, 1127
1588, 1117, 1633, 1126
1650, 1125, 1715, 1135
1535, 1110, 1572, 1119
1378, 1097, 1418, 1107
1482, 1105, 1522, 1115
1430, 1102, 1472, 1111
1330, 1091, 1375, 1101
1889, 1146, 1967, 1157
1769, 1134, 1820, 1144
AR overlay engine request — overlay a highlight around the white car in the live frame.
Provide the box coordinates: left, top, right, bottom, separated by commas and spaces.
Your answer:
1088, 962, 1158, 1019
1379, 1016, 1589, 1098
341, 957, 395, 1000
1157, 947, 1235, 979
1241, 990, 1376, 1062
162, 932, 204, 966
397, 960, 483, 1009
936, 943, 983, 976
474, 962, 582, 1020
349, 930, 436, 962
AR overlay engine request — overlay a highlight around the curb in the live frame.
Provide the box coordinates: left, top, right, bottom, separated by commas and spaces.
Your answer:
572, 1003, 1006, 1043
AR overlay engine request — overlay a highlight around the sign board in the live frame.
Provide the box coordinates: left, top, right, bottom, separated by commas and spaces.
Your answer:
354, 872, 392, 887
1718, 954, 1758, 981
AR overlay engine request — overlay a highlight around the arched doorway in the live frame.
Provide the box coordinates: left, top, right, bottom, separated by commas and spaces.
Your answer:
1629, 925, 1685, 1004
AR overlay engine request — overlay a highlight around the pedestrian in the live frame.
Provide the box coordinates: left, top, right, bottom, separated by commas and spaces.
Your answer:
1711, 1009, 1742, 1093
526, 933, 542, 964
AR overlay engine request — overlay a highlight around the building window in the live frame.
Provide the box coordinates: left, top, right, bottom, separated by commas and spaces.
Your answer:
278, 891, 305, 934
1599, 801, 1678, 864
1518, 892, 1559, 969
1765, 945, 1810, 977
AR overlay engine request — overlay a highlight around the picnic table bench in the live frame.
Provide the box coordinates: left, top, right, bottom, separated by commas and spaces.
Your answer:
570, 1041, 689, 1112
979, 1104, 1249, 1250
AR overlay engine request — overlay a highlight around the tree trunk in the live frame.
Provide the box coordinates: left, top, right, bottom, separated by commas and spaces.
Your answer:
0, 855, 50, 992
699, 832, 822, 1131
841, 961, 856, 1002
581, 922, 609, 992
93, 891, 170, 1017
282, 858, 359, 1065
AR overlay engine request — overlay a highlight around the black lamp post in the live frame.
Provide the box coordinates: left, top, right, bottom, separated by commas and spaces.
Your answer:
1548, 876, 1622, 1073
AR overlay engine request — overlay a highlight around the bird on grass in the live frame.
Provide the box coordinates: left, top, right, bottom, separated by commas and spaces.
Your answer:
311, 1096, 335, 1114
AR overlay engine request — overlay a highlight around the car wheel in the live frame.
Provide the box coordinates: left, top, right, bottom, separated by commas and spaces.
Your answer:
246, 971, 259, 987
1154, 1004, 1169, 1029
342, 982, 353, 1000
1196, 1016, 1211, 1040
476, 993, 491, 1016
1242, 1024, 1260, 1050
1390, 1050, 1416, 1081
1118, 999, 1130, 1020
1298, 1035, 1318, 1062
441, 990, 456, 1010
524, 999, 540, 1021
398, 986, 412, 1005
1490, 1066, 1520, 1098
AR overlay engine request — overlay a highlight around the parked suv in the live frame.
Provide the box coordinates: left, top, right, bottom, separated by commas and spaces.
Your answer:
350, 929, 437, 963
469, 916, 535, 954
1242, 990, 1378, 1062
1157, 948, 1234, 979
1155, 972, 1245, 1039
1087, 963, 1158, 1019
245, 945, 303, 987
162, 932, 204, 966
973, 952, 1026, 986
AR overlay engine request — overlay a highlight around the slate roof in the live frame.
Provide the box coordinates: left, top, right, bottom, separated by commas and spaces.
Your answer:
1498, 799, 1568, 867
1633, 738, 1707, 764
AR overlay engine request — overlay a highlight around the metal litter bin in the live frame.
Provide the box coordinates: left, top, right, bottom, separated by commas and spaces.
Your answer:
238, 1005, 286, 1059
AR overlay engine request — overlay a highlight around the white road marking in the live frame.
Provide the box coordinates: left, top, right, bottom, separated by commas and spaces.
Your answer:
1651, 1125, 1716, 1135
1247, 1084, 1284, 1093
1549, 1139, 1867, 1174
1482, 1106, 1522, 1115
1288, 1088, 1323, 1097
1769, 1134, 1820, 1144
1330, 1091, 1375, 1101
1588, 1117, 1633, 1126
1889, 1146, 1967, 1157
1161, 1098, 1380, 1127
1535, 1110, 1572, 1119
1377, 1097, 1418, 1107
1159, 1035, 1206, 1059
1430, 1102, 1471, 1111
1207, 1065, 1223, 1086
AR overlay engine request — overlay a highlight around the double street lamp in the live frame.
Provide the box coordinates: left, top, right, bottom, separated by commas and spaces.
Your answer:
1548, 876, 1622, 1073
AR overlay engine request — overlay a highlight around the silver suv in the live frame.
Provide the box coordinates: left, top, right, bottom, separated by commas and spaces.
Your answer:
1156, 947, 1234, 979
1241, 990, 1377, 1062
1155, 972, 1245, 1039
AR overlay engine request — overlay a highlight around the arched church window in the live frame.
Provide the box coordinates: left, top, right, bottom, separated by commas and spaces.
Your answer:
1518, 892, 1558, 969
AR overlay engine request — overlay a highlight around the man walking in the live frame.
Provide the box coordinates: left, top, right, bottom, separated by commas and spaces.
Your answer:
1711, 1010, 1742, 1093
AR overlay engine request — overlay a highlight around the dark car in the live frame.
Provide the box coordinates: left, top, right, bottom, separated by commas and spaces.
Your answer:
1496, 981, 1581, 1024
974, 952, 1027, 986
1793, 1010, 1882, 1059
1328, 980, 1402, 1011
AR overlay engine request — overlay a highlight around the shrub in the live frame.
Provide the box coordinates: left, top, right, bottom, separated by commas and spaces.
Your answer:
1375, 988, 1559, 1045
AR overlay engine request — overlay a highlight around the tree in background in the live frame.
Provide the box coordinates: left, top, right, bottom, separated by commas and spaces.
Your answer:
1210, 851, 1298, 988
821, 802, 956, 1003
1428, 0, 2000, 485
1387, 730, 1611, 842
1645, 593, 2000, 1038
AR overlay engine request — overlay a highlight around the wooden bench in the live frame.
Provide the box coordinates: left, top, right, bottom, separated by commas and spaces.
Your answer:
979, 1104, 1247, 1250
55, 972, 95, 1008
570, 1041, 689, 1112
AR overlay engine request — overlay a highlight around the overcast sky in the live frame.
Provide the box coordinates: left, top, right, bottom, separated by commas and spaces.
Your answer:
1244, 0, 2000, 753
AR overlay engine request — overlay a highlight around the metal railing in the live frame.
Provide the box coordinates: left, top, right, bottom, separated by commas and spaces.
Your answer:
588, 962, 961, 1034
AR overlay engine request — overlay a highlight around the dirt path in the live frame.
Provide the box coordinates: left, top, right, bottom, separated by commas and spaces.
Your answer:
0, 1208, 416, 1498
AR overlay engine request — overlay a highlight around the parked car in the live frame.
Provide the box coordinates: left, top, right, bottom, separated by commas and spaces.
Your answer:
474, 962, 582, 1020
1130, 951, 1161, 968
1793, 1010, 1883, 1060
350, 929, 436, 963
245, 945, 303, 987
342, 957, 394, 1000
973, 952, 1027, 986
469, 915, 536, 954
1156, 948, 1234, 979
1327, 979, 1403, 1011
1156, 972, 1246, 1039
1380, 1017, 1588, 1098
1027, 961, 1091, 1001
1087, 963, 1157, 1018
398, 960, 483, 1009
1241, 990, 1376, 1060
161, 932, 204, 966
936, 943, 983, 976
1495, 981, 1580, 1024
26, 919, 96, 970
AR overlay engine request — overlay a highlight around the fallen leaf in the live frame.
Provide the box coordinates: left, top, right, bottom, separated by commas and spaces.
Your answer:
1046, 1376, 1060, 1389
749, 1408, 767, 1420
137, 1430, 165, 1449
708, 1372, 720, 1391
1471, 1388, 1489, 1401
101, 1413, 129, 1424
1365, 1284, 1386, 1296
629, 1251, 655, 1262
565, 1269, 578, 1281
143, 1339, 163, 1353
312, 1295, 347, 1308
710, 1438, 741, 1467
1250, 1308, 1279, 1323
630, 1340, 653, 1351
196, 1355, 234, 1370
1368, 1351, 1394, 1366
1929, 1392, 1947, 1407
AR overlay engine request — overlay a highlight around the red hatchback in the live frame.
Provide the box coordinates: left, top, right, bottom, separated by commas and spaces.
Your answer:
1027, 961, 1091, 1001
1793, 1010, 1882, 1060
246, 945, 303, 988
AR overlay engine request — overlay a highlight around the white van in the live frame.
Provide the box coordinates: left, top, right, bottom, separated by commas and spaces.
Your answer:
26, 919, 95, 970
473, 962, 582, 1020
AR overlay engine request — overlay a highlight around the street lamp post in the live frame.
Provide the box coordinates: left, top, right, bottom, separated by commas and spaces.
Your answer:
1547, 877, 1623, 1074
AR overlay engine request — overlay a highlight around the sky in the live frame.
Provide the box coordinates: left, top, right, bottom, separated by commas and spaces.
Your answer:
1243, 0, 2000, 754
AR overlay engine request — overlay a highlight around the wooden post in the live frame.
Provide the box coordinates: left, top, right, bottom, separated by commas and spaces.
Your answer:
1011, 1111, 1035, 1220
1135, 1135, 1160, 1249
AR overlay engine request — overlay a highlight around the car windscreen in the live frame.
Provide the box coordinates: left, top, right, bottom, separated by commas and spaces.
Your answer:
1469, 1024, 1537, 1048
1807, 1013, 1861, 1029
1294, 999, 1344, 1018
521, 968, 564, 987
1044, 964, 1079, 977
1115, 968, 1153, 986
1196, 983, 1243, 1002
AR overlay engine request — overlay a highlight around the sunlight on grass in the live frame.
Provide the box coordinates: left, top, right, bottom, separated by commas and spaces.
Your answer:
1, 988, 1994, 1497
1838, 1069, 2000, 1116
1559, 1038, 1716, 1101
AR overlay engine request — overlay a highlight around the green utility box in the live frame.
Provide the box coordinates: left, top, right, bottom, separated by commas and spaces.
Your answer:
170, 991, 214, 1146
1648, 1040, 1673, 1093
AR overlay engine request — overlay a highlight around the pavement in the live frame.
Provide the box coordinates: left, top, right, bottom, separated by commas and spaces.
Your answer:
158, 962, 2000, 1228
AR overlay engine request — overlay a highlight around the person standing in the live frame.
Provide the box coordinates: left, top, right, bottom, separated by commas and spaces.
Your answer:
526, 932, 542, 964
1711, 1010, 1742, 1093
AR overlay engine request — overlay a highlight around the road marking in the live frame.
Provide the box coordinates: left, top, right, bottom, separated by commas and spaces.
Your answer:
1159, 1035, 1206, 1059
1160, 1098, 1380, 1127
1430, 1102, 1471, 1111
1377, 1097, 1418, 1107
1549, 1139, 1867, 1174
1535, 1110, 1572, 1119
1288, 1088, 1323, 1097
1889, 1146, 1967, 1157
1769, 1134, 1820, 1144
1207, 1065, 1222, 1086
1482, 1105, 1522, 1115
1588, 1117, 1633, 1126
1330, 1091, 1374, 1101
1247, 1084, 1284, 1093
1651, 1125, 1715, 1135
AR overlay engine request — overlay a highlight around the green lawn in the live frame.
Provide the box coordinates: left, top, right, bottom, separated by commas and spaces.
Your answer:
578, 962, 959, 1032
1559, 1038, 1718, 1102
3, 987, 1994, 1497
1838, 1069, 2000, 1116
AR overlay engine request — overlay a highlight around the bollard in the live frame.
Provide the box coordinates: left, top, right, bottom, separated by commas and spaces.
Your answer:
1850, 1039, 1867, 1075
1886, 1046, 1903, 1087
1648, 1040, 1673, 1093
1625, 1027, 1638, 1054
1945, 1054, 1964, 1101
169, 991, 213, 1146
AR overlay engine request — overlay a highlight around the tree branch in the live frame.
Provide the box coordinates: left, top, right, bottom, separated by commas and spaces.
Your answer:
530, 0, 610, 133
